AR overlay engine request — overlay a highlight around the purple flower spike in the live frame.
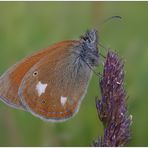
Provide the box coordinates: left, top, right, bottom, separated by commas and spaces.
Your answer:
94, 51, 132, 147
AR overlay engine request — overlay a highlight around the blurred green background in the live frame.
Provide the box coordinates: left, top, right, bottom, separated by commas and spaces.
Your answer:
0, 1, 147, 146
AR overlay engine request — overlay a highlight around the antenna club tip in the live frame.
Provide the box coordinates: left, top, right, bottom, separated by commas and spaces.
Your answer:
112, 15, 122, 19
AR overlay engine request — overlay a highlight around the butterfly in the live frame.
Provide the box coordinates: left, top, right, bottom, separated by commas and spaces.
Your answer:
0, 29, 99, 122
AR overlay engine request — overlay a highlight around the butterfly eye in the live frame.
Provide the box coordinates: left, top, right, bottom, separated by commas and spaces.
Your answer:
33, 71, 38, 77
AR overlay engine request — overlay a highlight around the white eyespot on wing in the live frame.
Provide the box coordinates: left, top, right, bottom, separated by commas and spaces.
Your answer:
60, 96, 67, 106
36, 81, 48, 97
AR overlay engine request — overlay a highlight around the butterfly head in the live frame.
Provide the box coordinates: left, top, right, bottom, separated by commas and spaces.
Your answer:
79, 29, 99, 67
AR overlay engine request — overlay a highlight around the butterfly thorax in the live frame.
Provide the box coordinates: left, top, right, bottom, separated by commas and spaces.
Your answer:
74, 29, 99, 68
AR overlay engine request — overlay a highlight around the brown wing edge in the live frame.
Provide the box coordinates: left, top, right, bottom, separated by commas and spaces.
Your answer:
0, 94, 25, 110
18, 70, 93, 122
0, 66, 27, 110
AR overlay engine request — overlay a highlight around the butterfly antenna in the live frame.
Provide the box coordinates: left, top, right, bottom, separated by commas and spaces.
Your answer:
98, 16, 122, 57
103, 16, 122, 24
99, 15, 122, 32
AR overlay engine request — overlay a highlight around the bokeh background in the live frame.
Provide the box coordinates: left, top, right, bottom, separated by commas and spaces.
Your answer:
0, 1, 147, 146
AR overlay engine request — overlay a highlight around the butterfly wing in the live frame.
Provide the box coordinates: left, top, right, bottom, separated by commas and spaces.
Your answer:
18, 41, 92, 121
0, 41, 71, 110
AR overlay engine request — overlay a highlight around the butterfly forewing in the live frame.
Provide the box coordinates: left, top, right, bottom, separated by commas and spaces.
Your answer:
18, 41, 92, 121
0, 41, 71, 109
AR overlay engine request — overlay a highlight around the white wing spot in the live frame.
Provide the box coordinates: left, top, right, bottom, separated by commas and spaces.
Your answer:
36, 81, 47, 97
60, 96, 67, 106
